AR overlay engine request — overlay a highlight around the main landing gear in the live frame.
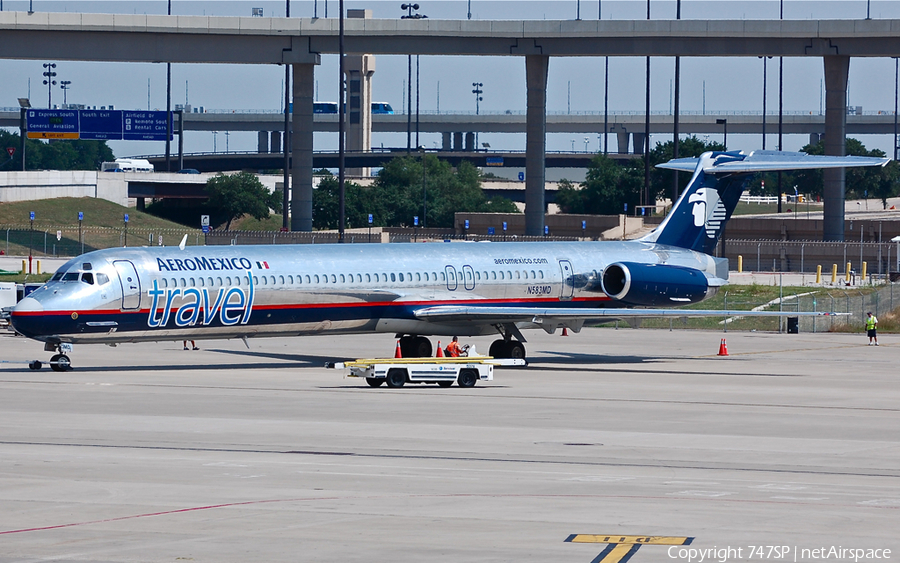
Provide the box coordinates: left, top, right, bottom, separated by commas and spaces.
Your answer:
30, 343, 73, 371
489, 340, 526, 359
397, 335, 433, 358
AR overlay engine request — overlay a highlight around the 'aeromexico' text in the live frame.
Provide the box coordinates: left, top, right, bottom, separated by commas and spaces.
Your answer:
147, 275, 255, 328
157, 257, 254, 272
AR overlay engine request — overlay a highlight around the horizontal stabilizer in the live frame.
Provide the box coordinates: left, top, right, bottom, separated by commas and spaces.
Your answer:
657, 150, 890, 175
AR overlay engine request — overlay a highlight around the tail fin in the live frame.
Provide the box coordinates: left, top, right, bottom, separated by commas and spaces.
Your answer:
642, 150, 890, 254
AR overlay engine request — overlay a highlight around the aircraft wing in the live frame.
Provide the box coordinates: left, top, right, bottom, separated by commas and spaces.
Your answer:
414, 305, 845, 323
657, 151, 890, 174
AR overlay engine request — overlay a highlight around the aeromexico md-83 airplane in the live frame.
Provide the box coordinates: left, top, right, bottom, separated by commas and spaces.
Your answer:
10, 151, 888, 371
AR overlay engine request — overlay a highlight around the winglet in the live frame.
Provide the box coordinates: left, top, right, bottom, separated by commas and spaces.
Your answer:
178, 234, 188, 250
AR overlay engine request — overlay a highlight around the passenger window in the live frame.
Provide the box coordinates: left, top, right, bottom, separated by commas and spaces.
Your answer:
531, 270, 536, 279
314, 275, 320, 284
507, 271, 512, 279
329, 274, 336, 284
416, 272, 421, 282
500, 271, 505, 280
357, 274, 362, 283
305, 275, 311, 284
440, 272, 445, 281
366, 273, 371, 283
189, 277, 195, 286
81, 273, 94, 285
340, 274, 346, 283
171, 278, 177, 287
475, 271, 481, 281
180, 278, 186, 287
539, 270, 544, 279
216, 277, 222, 286
397, 273, 402, 282
226, 277, 232, 286
407, 272, 412, 282
270, 276, 276, 285
208, 277, 214, 286
279, 275, 285, 285
516, 271, 521, 280
433, 272, 438, 280
252, 276, 258, 285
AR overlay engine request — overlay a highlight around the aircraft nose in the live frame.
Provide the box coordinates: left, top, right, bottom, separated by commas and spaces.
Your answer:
14, 297, 44, 313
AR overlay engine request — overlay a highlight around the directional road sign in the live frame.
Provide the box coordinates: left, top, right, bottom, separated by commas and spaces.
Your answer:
123, 111, 171, 141
80, 110, 124, 140
25, 109, 79, 139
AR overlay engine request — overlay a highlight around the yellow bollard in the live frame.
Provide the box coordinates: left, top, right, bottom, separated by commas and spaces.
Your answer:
846, 262, 852, 283
861, 261, 867, 283
21, 259, 26, 275
831, 264, 838, 284
737, 255, 743, 273
816, 264, 822, 284
36, 260, 41, 275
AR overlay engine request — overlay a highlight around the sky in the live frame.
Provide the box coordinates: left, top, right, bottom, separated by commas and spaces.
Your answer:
2, 0, 900, 161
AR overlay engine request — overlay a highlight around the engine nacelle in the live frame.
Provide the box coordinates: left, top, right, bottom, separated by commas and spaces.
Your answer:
600, 262, 713, 306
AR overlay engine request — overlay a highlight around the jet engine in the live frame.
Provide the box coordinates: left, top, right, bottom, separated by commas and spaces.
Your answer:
600, 262, 714, 306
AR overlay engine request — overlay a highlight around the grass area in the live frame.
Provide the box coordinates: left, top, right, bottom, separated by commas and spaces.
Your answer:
0, 198, 190, 230
592, 284, 891, 333
0, 272, 53, 283
231, 213, 285, 231
731, 201, 822, 216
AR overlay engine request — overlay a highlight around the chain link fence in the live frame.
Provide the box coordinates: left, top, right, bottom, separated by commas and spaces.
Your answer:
1, 225, 206, 257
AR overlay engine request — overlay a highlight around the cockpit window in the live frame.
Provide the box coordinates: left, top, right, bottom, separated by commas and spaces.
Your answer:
81, 273, 94, 285
62, 273, 79, 282
96, 273, 109, 285
82, 263, 92, 271
51, 272, 64, 282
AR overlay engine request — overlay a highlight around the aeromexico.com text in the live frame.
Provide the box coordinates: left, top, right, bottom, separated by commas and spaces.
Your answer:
493, 258, 549, 265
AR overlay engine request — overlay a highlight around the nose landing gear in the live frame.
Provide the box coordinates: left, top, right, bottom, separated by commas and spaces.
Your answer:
29, 343, 73, 371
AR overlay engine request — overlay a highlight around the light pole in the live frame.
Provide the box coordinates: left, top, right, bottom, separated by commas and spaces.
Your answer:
716, 118, 727, 151
472, 82, 483, 149
283, 0, 292, 231
401, 4, 425, 155
59, 80, 71, 105
42, 63, 57, 108
419, 145, 427, 228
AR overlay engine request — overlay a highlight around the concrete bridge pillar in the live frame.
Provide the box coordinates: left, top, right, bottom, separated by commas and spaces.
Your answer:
270, 131, 281, 154
632, 132, 646, 156
258, 131, 269, 153
291, 62, 316, 232
345, 9, 374, 176
442, 132, 452, 150
465, 132, 475, 151
525, 54, 549, 236
453, 132, 463, 150
809, 132, 821, 146
617, 132, 630, 155
823, 55, 849, 242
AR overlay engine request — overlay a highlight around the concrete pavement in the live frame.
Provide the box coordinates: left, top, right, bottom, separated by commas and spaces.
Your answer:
0, 328, 897, 562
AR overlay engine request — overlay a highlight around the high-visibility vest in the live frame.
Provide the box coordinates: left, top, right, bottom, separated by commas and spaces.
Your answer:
866, 316, 878, 330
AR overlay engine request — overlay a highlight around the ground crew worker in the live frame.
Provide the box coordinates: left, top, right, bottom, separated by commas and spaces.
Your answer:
866, 312, 878, 346
446, 336, 462, 357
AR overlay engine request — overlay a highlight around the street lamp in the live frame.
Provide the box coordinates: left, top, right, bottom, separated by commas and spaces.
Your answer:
716, 118, 727, 151
419, 145, 427, 228
471, 82, 483, 115
59, 80, 71, 106
42, 63, 57, 108
401, 4, 426, 154
17, 98, 29, 172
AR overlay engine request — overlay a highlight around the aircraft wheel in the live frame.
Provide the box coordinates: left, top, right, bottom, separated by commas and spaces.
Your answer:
489, 340, 507, 358
457, 369, 478, 388
411, 336, 432, 358
50, 354, 72, 372
385, 368, 407, 388
507, 342, 526, 360
365, 377, 384, 387
437, 381, 453, 388
29, 360, 42, 370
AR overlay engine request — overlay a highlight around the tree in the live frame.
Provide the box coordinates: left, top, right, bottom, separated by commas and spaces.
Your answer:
649, 136, 725, 203
556, 154, 643, 215
789, 138, 897, 204
205, 172, 282, 230
0, 130, 114, 171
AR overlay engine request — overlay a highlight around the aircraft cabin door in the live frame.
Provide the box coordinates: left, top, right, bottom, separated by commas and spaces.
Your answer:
444, 265, 458, 291
558, 259, 574, 301
113, 260, 142, 311
462, 265, 475, 290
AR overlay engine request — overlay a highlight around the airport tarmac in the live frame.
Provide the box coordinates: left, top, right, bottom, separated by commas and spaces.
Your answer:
0, 328, 897, 563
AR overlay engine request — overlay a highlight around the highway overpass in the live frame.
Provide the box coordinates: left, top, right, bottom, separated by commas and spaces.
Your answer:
2, 11, 899, 238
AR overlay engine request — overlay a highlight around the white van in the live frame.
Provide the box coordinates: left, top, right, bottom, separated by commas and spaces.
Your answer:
101, 159, 154, 173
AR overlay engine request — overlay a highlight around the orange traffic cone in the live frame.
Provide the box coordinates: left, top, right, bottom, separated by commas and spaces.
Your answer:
717, 338, 729, 356
435, 341, 444, 357
562, 327, 569, 336
394, 340, 403, 358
